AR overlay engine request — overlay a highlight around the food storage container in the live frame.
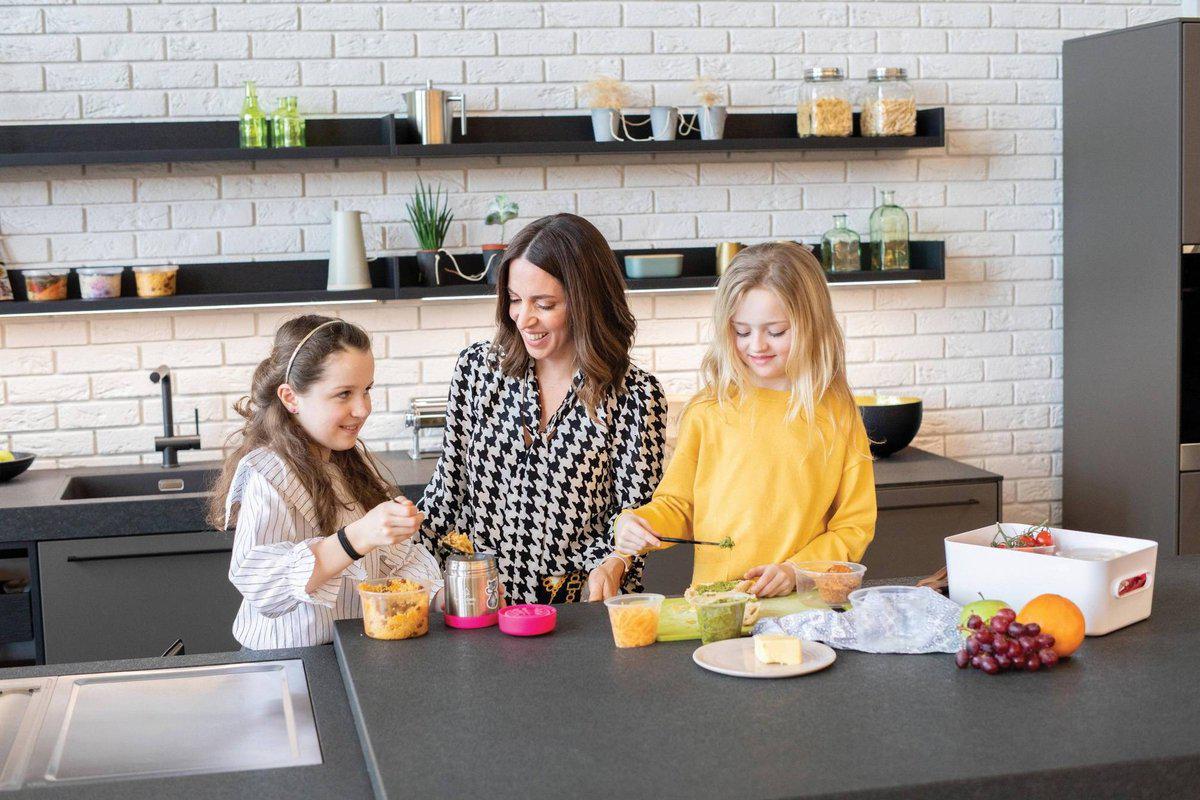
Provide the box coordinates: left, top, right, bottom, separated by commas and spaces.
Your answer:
603, 593, 664, 648
797, 68, 852, 138
858, 68, 917, 137
22, 269, 69, 302
132, 264, 179, 298
624, 254, 683, 279
945, 524, 1158, 635
792, 561, 866, 606
76, 267, 124, 300
358, 579, 431, 640
694, 592, 750, 644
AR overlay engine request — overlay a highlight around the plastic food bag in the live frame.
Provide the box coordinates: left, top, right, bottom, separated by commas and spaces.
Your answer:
751, 586, 962, 654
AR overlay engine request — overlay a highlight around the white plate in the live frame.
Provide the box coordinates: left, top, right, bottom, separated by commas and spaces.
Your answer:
692, 638, 836, 679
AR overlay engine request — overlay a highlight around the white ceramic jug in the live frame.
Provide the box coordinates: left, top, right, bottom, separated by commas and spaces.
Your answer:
327, 210, 372, 291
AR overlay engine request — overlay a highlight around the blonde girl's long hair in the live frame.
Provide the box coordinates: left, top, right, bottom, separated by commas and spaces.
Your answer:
206, 315, 394, 535
698, 242, 857, 452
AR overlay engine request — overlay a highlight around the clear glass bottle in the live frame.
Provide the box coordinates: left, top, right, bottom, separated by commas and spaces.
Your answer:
284, 96, 306, 147
858, 68, 917, 137
239, 81, 268, 149
869, 190, 910, 270
821, 214, 862, 272
797, 67, 852, 138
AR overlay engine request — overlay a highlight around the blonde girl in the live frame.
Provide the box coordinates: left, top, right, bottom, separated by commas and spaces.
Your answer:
210, 315, 442, 649
615, 242, 876, 597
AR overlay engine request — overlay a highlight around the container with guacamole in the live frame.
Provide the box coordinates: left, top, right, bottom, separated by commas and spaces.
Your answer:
694, 592, 751, 645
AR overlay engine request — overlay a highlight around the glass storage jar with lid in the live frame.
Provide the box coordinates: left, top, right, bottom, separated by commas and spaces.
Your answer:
859, 67, 917, 137
797, 67, 852, 138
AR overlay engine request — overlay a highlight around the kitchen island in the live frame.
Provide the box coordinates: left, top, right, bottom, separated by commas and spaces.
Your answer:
334, 556, 1200, 800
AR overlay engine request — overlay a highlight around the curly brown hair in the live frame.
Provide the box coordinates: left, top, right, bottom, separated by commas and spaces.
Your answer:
491, 213, 636, 415
207, 314, 393, 535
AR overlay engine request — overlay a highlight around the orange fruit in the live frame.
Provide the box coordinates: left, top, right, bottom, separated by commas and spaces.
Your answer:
1017, 594, 1086, 658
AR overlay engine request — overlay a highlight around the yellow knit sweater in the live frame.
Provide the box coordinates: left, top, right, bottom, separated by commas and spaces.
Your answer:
631, 387, 877, 586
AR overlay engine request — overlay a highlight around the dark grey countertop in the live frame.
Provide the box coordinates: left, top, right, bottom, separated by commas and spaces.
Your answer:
0, 448, 998, 545
0, 645, 374, 799
334, 556, 1200, 800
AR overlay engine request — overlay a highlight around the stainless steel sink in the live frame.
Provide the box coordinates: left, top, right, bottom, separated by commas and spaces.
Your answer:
0, 660, 321, 790
59, 468, 218, 501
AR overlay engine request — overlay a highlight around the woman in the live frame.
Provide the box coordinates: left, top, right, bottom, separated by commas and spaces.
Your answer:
417, 213, 666, 604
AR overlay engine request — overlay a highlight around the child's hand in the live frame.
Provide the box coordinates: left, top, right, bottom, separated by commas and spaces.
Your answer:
346, 497, 424, 554
614, 512, 661, 555
744, 563, 797, 598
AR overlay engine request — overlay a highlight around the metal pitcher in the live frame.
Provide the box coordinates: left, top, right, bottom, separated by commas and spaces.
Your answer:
402, 80, 467, 145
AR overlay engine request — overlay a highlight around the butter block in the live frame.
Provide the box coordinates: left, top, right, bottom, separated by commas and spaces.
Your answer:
754, 633, 803, 665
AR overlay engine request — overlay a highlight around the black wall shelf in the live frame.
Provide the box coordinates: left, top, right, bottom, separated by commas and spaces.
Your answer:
0, 241, 943, 318
0, 109, 944, 169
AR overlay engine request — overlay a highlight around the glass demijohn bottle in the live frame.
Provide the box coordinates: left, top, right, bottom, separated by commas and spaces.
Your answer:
820, 214, 861, 272
869, 190, 910, 270
239, 81, 268, 149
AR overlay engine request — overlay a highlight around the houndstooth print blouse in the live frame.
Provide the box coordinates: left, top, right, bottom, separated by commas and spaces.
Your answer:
417, 341, 667, 604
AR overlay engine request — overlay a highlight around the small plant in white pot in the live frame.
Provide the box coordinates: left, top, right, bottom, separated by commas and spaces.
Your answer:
691, 76, 727, 140
581, 75, 633, 142
482, 195, 518, 285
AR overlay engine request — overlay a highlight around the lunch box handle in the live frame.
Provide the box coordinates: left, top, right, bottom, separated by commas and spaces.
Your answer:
1111, 570, 1153, 599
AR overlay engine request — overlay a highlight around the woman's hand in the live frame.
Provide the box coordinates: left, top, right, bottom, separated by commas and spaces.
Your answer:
586, 557, 626, 602
345, 497, 424, 555
613, 512, 661, 555
744, 563, 797, 598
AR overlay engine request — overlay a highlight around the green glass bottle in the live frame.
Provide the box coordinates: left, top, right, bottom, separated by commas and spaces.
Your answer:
869, 189, 910, 270
270, 97, 288, 148
239, 81, 268, 149
821, 214, 861, 272
283, 96, 306, 147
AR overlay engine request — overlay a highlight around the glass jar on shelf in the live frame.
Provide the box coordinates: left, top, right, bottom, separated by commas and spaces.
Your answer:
797, 67, 852, 138
859, 68, 917, 137
283, 96, 306, 147
820, 214, 861, 272
239, 80, 267, 149
869, 190, 910, 270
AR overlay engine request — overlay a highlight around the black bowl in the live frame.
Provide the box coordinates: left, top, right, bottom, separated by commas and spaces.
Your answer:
855, 396, 922, 458
0, 452, 36, 483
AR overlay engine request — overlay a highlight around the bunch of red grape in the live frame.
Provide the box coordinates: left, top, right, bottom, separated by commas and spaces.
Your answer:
955, 607, 1060, 675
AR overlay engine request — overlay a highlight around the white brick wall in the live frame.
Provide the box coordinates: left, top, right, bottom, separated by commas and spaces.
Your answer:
0, 1, 1184, 523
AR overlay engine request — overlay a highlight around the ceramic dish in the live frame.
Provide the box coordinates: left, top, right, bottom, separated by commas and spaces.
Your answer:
692, 638, 836, 679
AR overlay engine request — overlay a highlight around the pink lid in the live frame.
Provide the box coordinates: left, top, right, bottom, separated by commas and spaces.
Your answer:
444, 611, 498, 629
498, 604, 557, 637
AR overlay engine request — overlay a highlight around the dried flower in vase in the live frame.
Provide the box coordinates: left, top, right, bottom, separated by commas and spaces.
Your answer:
581, 75, 632, 110
691, 76, 725, 108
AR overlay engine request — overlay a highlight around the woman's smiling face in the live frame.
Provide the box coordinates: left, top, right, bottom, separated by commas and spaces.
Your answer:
507, 257, 573, 364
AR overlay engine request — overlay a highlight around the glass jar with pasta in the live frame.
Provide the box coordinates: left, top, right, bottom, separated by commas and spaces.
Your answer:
797, 68, 852, 138
858, 67, 917, 137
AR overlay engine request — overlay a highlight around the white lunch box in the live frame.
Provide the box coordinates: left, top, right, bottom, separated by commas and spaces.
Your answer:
945, 523, 1158, 636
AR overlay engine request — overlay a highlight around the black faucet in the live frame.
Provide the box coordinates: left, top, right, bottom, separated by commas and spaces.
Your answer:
149, 365, 202, 468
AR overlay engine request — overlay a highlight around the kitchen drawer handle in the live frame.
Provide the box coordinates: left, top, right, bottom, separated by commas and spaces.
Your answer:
66, 546, 232, 563
877, 498, 981, 512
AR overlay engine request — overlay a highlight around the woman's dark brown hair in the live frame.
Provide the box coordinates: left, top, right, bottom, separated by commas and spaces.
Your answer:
207, 314, 392, 535
492, 213, 636, 413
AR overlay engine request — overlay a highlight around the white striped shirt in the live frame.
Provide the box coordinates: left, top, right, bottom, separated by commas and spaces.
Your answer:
226, 448, 443, 650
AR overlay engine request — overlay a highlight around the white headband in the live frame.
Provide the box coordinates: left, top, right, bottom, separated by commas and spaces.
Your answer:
283, 320, 340, 385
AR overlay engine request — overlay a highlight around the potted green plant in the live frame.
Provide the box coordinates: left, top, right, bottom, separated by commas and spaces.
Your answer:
406, 179, 454, 286
482, 195, 518, 285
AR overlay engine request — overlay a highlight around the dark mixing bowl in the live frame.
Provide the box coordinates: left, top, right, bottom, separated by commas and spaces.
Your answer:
0, 453, 35, 483
855, 396, 923, 458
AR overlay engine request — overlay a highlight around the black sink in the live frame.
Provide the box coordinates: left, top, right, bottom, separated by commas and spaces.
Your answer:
59, 469, 219, 501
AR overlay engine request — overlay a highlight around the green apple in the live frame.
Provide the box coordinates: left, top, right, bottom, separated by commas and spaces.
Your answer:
958, 598, 1010, 636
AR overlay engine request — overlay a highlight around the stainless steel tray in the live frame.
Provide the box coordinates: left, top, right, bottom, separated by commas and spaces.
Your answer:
0, 660, 321, 790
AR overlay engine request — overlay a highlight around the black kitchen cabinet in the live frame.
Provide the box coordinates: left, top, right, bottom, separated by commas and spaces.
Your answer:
38, 532, 241, 664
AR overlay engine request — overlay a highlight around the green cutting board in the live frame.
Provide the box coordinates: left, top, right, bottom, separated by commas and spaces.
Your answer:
656, 591, 830, 642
